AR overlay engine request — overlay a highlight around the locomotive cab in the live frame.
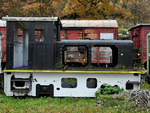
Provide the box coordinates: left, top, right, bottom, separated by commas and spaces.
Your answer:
4, 17, 61, 70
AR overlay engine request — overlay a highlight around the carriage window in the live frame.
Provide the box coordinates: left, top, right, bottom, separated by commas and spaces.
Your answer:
34, 30, 44, 42
14, 28, 23, 42
61, 78, 77, 88
87, 78, 97, 88
63, 46, 87, 65
100, 33, 114, 40
17, 29, 23, 40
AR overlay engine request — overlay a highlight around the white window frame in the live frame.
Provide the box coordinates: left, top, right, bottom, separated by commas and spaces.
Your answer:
100, 33, 114, 40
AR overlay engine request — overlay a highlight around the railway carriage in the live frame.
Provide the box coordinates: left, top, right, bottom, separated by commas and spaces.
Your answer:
0, 20, 6, 72
129, 24, 150, 68
60, 20, 118, 40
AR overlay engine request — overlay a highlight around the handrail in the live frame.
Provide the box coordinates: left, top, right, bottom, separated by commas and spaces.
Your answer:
147, 33, 150, 75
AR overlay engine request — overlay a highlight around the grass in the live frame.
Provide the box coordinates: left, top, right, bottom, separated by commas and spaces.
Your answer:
0, 82, 150, 113
141, 82, 150, 90
0, 93, 150, 113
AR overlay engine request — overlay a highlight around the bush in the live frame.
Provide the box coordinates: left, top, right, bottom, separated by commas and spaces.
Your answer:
95, 84, 124, 96
118, 28, 128, 35
100, 84, 123, 95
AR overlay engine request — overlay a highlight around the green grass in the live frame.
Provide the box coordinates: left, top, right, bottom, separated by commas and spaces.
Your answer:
0, 82, 150, 113
141, 82, 150, 90
0, 94, 149, 113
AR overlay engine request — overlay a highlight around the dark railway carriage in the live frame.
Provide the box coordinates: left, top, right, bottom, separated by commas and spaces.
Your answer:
2, 17, 143, 97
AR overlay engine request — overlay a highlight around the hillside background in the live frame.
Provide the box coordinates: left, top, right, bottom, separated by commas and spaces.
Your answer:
0, 0, 150, 28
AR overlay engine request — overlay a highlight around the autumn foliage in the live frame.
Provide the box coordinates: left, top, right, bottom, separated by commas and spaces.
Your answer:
0, 0, 150, 27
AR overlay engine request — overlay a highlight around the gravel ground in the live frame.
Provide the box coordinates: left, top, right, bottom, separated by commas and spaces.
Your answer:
95, 90, 150, 109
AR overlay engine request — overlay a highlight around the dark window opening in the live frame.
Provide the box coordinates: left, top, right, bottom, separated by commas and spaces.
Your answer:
63, 46, 88, 66
56, 88, 60, 90
14, 28, 23, 43
34, 30, 44, 43
87, 78, 97, 88
14, 81, 25, 87
126, 82, 133, 90
91, 46, 118, 67
0, 32, 4, 38
36, 84, 54, 97
61, 78, 77, 88
17, 28, 23, 41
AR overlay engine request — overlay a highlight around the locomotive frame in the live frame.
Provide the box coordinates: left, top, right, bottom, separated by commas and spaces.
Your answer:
4, 70, 142, 97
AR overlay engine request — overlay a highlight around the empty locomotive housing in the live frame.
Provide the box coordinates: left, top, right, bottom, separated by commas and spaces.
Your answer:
3, 17, 142, 97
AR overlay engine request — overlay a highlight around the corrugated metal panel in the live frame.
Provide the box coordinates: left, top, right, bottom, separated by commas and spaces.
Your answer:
0, 20, 6, 27
61, 20, 118, 28
2, 17, 59, 21
60, 28, 118, 40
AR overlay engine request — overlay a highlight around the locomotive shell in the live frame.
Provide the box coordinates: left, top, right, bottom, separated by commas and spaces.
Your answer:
2, 17, 144, 97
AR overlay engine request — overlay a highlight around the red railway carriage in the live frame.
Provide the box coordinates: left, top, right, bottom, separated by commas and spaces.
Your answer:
129, 24, 150, 66
0, 20, 6, 64
60, 20, 118, 65
60, 20, 118, 40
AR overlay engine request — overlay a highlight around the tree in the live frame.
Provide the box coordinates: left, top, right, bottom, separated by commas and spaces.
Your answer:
63, 0, 108, 19
1, 0, 149, 28
0, 0, 66, 17
128, 0, 150, 25
63, 0, 133, 21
